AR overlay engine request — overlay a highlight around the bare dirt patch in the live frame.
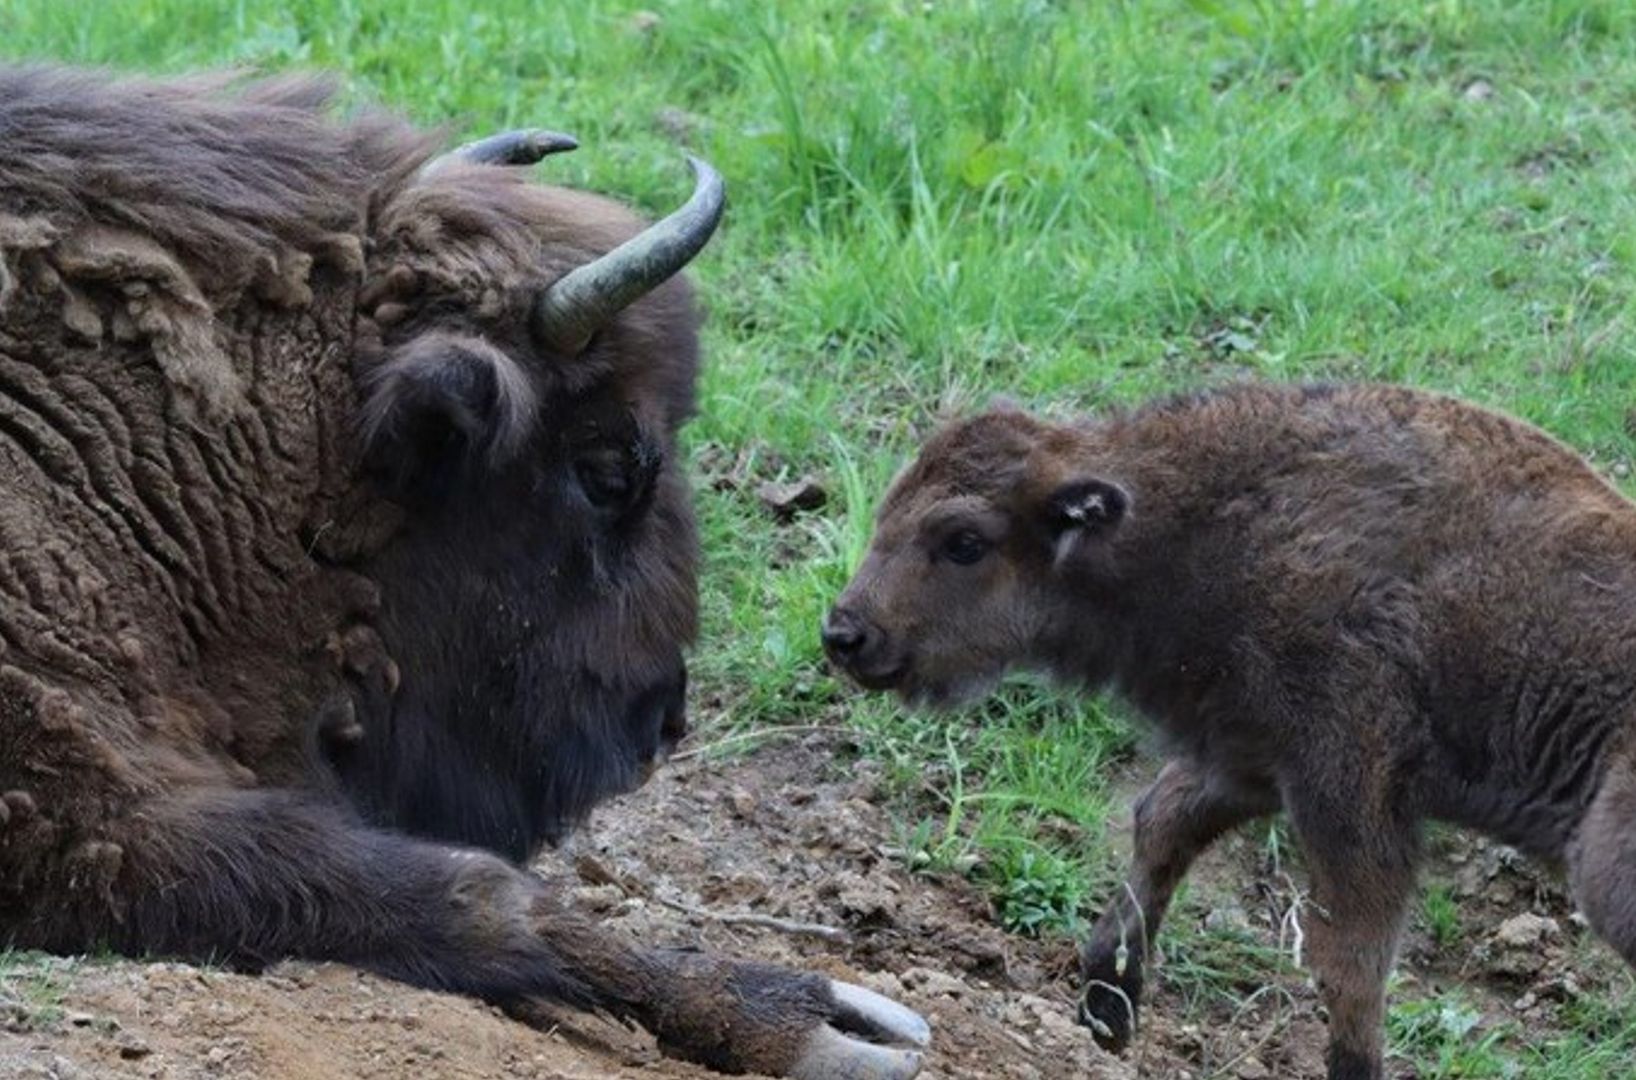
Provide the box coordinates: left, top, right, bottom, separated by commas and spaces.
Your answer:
3, 738, 1630, 1078
0, 739, 1128, 1080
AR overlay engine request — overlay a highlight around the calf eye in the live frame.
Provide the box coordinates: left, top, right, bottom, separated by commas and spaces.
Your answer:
941, 530, 990, 566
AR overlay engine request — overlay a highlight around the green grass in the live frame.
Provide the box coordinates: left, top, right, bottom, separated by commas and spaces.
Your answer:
1421, 883, 1464, 950
7, 1, 1636, 1075
0, 950, 74, 1030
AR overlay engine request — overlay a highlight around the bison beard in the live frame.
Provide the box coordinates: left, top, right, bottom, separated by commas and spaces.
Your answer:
0, 66, 926, 1078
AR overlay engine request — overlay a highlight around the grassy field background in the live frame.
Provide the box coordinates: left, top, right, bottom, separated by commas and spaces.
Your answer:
6, 0, 1636, 1074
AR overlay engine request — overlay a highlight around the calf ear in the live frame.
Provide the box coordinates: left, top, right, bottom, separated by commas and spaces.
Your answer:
359, 334, 536, 498
1044, 478, 1129, 565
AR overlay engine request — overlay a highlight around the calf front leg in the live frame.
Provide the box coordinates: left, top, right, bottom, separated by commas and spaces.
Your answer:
11, 788, 927, 1079
1079, 759, 1279, 1050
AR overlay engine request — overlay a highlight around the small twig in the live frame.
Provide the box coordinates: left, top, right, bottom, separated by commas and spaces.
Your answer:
670, 724, 860, 762
1206, 983, 1298, 1080
1272, 869, 1327, 972
653, 895, 850, 943
1279, 894, 1306, 970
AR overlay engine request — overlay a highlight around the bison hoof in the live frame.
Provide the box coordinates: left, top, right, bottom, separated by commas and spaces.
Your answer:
1078, 979, 1138, 1053
790, 981, 929, 1080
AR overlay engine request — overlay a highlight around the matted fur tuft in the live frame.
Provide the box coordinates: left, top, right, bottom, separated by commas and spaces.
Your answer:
0, 65, 440, 305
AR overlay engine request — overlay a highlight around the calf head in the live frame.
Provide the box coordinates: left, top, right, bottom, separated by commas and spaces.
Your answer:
825, 405, 1130, 707
331, 141, 722, 854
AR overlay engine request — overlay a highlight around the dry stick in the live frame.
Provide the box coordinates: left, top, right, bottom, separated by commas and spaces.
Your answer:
652, 895, 850, 943
577, 852, 850, 943
1274, 869, 1326, 971
669, 724, 861, 762
1205, 983, 1299, 1080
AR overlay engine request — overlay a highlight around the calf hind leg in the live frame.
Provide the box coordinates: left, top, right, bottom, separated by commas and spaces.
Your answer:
1079, 759, 1279, 1050
1568, 759, 1636, 968
1282, 780, 1419, 1080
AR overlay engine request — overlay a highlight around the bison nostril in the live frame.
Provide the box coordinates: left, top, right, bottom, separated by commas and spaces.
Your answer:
822, 610, 870, 659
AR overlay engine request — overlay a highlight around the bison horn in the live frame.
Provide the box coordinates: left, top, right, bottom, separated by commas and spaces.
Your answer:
532, 155, 725, 356
788, 980, 931, 1080
420, 129, 579, 177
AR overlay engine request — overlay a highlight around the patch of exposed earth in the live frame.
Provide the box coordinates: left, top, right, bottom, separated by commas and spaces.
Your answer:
3, 736, 1631, 1078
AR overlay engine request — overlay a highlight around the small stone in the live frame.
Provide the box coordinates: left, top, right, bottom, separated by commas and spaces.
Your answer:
572, 853, 622, 888
573, 883, 625, 914
1204, 903, 1251, 934
628, 10, 661, 33
1495, 913, 1560, 948
47, 1058, 86, 1080
900, 966, 967, 999
1236, 1058, 1271, 1080
726, 788, 757, 819
756, 476, 828, 520
117, 1032, 152, 1059
1463, 78, 1495, 101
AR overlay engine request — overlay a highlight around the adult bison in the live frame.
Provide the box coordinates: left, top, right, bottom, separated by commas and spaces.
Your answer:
0, 66, 927, 1079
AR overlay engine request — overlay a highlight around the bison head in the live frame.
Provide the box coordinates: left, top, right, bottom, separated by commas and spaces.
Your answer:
824, 406, 1130, 708
327, 136, 723, 859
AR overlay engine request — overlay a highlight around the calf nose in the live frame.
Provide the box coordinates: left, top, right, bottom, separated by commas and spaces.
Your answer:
822, 607, 874, 664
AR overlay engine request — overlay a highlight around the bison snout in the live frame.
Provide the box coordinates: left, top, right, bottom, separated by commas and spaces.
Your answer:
633, 668, 689, 784
821, 607, 870, 657
822, 607, 905, 689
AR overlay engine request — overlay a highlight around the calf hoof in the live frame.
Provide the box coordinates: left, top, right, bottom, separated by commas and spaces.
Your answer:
1078, 979, 1139, 1053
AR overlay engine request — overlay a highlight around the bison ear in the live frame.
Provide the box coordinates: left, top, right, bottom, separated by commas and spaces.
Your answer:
1044, 478, 1129, 566
359, 335, 536, 498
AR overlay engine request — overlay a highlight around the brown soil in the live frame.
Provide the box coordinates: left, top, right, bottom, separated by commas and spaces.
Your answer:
2, 737, 1629, 1079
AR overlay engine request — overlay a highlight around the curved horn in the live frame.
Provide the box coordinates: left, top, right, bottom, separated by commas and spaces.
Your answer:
421, 129, 579, 177
532, 155, 725, 355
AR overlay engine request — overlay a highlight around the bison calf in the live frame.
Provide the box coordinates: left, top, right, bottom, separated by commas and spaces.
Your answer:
826, 381, 1636, 1080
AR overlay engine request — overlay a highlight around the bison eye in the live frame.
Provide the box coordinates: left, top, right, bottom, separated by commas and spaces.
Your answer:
574, 456, 633, 508
941, 530, 990, 566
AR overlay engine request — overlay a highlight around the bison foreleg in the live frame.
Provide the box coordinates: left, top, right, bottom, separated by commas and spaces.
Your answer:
18, 788, 926, 1079
1079, 759, 1278, 1051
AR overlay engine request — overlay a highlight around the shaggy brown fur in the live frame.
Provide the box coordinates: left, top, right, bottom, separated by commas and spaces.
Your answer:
0, 65, 908, 1078
826, 382, 1636, 1080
